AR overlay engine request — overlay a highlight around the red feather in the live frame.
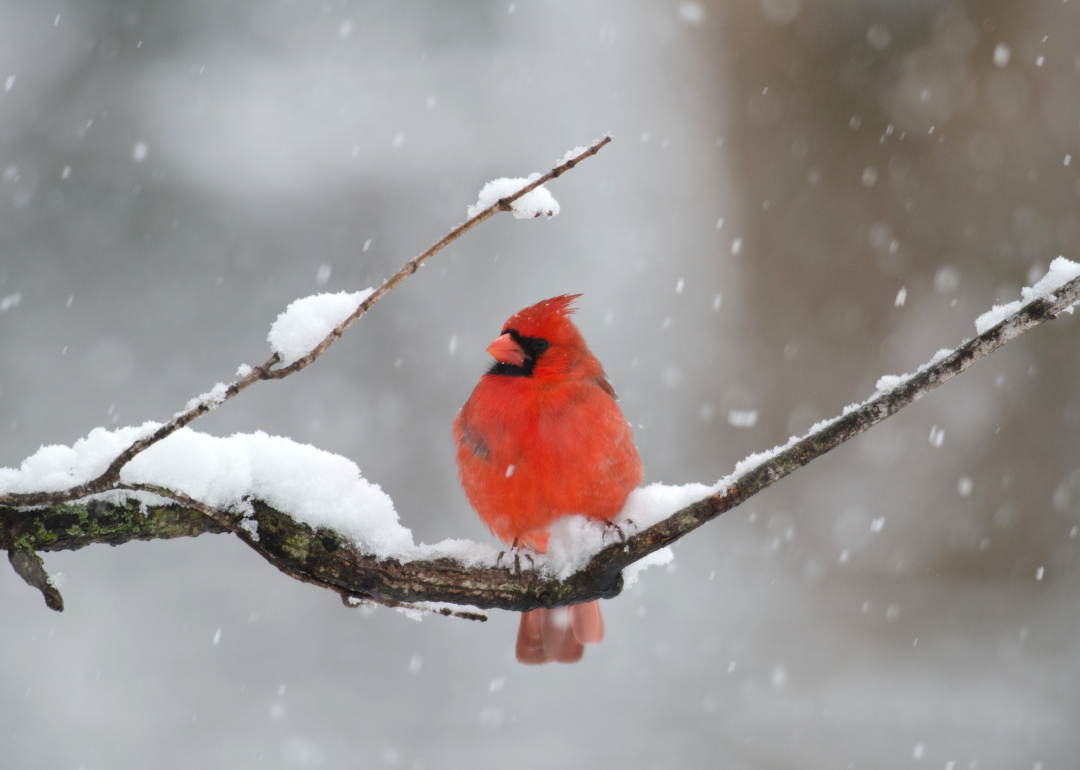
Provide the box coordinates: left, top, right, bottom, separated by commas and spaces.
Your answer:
454, 295, 642, 664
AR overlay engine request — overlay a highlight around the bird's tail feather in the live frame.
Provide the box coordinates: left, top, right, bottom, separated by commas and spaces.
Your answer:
515, 601, 604, 665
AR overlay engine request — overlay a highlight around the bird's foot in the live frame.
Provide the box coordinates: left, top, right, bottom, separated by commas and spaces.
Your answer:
602, 519, 628, 543
497, 539, 536, 574
511, 539, 536, 574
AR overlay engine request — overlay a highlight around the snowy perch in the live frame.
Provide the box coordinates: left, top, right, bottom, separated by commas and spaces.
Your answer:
4, 260, 1079, 616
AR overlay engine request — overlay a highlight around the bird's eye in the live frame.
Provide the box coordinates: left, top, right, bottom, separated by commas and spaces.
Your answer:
533, 339, 549, 353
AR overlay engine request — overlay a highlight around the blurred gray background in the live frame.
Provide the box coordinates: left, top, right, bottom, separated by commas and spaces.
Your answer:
3, 0, 1080, 767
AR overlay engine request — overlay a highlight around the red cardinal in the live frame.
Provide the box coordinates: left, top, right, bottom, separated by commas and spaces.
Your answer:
453, 295, 643, 664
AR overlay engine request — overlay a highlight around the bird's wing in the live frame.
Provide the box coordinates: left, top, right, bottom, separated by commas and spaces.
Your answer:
594, 376, 617, 400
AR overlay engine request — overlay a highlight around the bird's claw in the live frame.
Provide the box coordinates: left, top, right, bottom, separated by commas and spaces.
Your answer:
497, 539, 535, 574
602, 519, 631, 543
512, 549, 536, 575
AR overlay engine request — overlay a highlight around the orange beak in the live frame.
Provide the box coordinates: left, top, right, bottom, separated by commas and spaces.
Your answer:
486, 333, 525, 367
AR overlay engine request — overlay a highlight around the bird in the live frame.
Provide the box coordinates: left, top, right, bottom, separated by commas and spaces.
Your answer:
453, 294, 643, 664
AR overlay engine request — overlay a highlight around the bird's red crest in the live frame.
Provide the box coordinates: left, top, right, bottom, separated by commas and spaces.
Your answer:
502, 294, 581, 339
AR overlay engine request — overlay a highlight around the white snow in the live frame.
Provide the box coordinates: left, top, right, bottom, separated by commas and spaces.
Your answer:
557, 146, 588, 165
678, 3, 705, 25
467, 174, 560, 220
393, 601, 487, 621
0, 423, 159, 494
0, 292, 22, 312
268, 289, 374, 366
874, 374, 904, 393
623, 547, 674, 587
184, 382, 229, 413
977, 300, 1023, 332
934, 266, 960, 294
975, 257, 1080, 334
0, 422, 416, 558
859, 345, 958, 410
130, 428, 413, 556
238, 517, 260, 541
727, 408, 758, 428
623, 480, 720, 532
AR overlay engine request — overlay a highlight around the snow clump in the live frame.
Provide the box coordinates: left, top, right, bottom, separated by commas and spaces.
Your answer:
268, 289, 374, 366
467, 174, 560, 220
975, 257, 1080, 334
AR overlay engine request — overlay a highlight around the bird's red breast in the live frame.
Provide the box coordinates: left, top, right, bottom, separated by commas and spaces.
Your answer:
453, 295, 642, 663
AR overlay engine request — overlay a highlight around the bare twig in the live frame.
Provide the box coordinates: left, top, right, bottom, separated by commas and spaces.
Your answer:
0, 137, 611, 509
263, 136, 611, 381
5, 274, 1078, 614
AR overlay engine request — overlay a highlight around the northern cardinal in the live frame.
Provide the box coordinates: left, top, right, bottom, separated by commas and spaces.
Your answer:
453, 295, 643, 664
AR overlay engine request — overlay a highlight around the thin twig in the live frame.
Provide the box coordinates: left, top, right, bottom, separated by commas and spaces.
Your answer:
6, 274, 1078, 614
263, 136, 612, 380
0, 137, 611, 509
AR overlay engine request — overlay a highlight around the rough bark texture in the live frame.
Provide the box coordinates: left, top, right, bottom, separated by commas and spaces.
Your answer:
3, 275, 1079, 616
8, 550, 65, 611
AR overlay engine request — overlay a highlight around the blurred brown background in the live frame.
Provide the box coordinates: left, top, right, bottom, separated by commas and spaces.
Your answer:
2, 1, 1078, 767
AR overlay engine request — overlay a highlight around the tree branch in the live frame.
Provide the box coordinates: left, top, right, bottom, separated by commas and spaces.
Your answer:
8, 550, 65, 612
0, 136, 611, 509
5, 274, 1077, 614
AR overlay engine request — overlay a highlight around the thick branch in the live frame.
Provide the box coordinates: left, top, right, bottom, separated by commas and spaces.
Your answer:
0, 137, 611, 509
4, 274, 1077, 615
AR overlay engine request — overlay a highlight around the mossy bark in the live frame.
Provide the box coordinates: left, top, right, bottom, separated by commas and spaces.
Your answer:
0, 498, 228, 555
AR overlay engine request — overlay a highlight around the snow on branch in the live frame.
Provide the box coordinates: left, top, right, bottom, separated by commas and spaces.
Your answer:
3, 258, 1078, 616
467, 174, 560, 219
0, 136, 612, 512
